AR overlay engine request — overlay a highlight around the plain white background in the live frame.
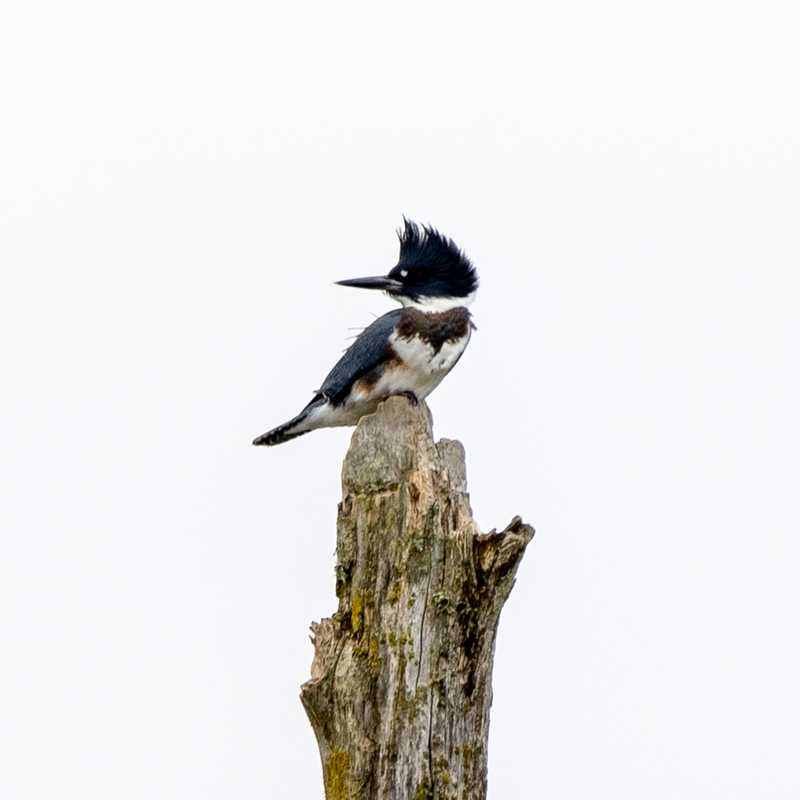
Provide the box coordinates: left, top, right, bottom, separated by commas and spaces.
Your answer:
2, 1, 799, 797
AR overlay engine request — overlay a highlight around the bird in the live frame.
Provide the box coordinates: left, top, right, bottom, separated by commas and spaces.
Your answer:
252, 219, 479, 447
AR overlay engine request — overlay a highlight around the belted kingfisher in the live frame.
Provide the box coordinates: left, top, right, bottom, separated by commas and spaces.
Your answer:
252, 219, 479, 447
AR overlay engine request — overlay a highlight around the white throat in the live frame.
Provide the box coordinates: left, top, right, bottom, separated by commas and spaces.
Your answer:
395, 290, 477, 312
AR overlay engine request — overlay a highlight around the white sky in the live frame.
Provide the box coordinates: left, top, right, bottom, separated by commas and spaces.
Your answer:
2, 1, 799, 797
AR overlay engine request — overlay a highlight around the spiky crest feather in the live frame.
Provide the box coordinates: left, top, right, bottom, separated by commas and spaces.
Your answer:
388, 218, 479, 301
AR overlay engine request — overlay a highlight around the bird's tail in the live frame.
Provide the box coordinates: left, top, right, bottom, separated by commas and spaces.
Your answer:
252, 398, 322, 447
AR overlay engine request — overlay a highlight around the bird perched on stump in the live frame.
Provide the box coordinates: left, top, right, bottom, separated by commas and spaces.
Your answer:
252, 219, 479, 447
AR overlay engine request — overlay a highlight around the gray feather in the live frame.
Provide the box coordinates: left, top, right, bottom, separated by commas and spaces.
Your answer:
320, 309, 403, 404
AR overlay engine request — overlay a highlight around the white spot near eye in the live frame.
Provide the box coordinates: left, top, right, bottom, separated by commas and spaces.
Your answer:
400, 269, 408, 277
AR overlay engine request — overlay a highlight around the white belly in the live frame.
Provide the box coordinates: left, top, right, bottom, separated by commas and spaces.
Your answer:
385, 328, 471, 398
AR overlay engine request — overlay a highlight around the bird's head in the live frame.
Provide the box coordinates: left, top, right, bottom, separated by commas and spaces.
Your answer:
336, 219, 479, 311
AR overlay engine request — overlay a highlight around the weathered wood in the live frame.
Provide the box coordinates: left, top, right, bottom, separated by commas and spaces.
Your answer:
301, 397, 533, 799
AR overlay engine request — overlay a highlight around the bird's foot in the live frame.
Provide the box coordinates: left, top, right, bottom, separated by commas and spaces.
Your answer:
393, 391, 419, 407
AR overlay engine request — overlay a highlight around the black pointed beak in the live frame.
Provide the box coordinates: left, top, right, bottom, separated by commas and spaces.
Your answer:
335, 275, 404, 292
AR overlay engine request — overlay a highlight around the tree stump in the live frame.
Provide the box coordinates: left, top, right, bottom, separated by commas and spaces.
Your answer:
301, 397, 534, 799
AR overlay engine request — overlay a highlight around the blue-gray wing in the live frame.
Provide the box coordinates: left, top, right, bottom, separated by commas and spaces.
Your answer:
319, 309, 404, 405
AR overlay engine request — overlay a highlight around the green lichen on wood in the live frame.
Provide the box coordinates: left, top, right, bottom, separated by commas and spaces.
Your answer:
432, 591, 450, 611
351, 587, 375, 634
393, 681, 424, 721
387, 579, 402, 605
431, 673, 446, 696
325, 751, 350, 800
353, 634, 382, 673
406, 684, 428, 721
433, 755, 451, 786
368, 635, 381, 672
350, 592, 363, 634
462, 744, 474, 773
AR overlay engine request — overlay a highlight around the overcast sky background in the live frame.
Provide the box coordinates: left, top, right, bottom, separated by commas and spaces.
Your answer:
2, 1, 799, 798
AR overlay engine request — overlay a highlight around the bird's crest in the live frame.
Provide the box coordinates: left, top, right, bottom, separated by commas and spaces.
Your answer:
391, 218, 479, 301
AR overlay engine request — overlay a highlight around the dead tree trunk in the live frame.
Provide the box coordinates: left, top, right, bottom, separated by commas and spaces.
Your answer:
301, 397, 534, 799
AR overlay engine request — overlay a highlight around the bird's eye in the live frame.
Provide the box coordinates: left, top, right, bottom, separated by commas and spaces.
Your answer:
400, 269, 408, 278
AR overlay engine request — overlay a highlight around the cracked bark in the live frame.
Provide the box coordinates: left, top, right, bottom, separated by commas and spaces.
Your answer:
301, 397, 534, 799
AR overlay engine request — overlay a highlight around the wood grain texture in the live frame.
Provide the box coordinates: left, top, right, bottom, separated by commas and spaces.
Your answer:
301, 397, 534, 799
